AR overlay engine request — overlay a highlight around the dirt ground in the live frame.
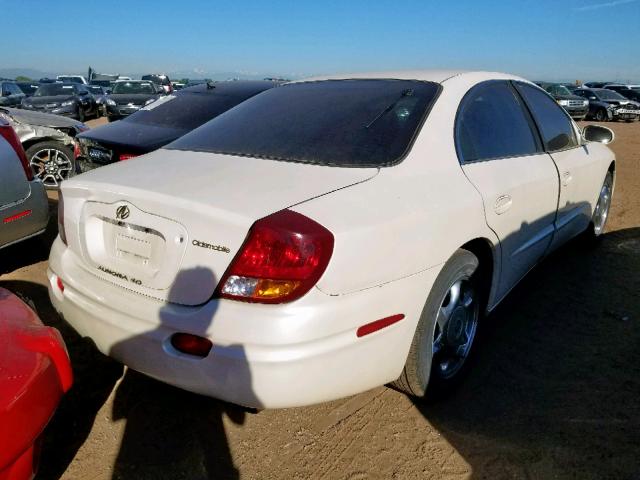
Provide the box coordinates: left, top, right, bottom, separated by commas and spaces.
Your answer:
1, 121, 639, 480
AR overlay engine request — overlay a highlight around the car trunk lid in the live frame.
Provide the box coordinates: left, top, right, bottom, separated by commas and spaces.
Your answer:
62, 149, 378, 305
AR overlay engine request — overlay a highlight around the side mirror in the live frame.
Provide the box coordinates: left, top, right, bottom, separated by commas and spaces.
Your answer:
583, 124, 614, 144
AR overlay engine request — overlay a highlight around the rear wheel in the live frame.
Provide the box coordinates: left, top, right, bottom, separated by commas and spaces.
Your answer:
393, 249, 480, 399
589, 171, 614, 238
26, 141, 75, 189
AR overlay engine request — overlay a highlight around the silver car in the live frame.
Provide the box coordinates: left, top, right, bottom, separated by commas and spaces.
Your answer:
0, 107, 89, 188
0, 119, 49, 249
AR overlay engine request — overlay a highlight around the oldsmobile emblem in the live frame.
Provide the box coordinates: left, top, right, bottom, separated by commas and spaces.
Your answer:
192, 239, 230, 253
116, 205, 130, 220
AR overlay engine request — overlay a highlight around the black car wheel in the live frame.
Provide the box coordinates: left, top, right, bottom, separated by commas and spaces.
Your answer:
26, 141, 75, 189
595, 109, 608, 122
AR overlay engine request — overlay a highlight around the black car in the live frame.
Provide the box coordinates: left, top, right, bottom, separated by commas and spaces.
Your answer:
21, 83, 98, 121
603, 84, 640, 102
583, 82, 612, 88
535, 82, 589, 120
1, 81, 26, 107
104, 80, 163, 122
141, 74, 173, 93
15, 82, 40, 97
572, 87, 640, 122
85, 85, 109, 116
76, 81, 277, 171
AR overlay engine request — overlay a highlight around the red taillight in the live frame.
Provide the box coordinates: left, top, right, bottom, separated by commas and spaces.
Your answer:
119, 153, 138, 161
58, 192, 67, 245
217, 209, 334, 304
0, 121, 33, 181
170, 333, 212, 357
73, 141, 81, 159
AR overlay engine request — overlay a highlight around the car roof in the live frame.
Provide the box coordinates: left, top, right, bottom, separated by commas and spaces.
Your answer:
115, 79, 152, 83
179, 80, 278, 96
292, 70, 527, 84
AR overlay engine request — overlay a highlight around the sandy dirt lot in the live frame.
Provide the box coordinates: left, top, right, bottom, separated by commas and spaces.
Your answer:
1, 121, 639, 480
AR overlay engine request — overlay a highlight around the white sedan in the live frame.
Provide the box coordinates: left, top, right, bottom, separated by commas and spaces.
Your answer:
48, 71, 615, 408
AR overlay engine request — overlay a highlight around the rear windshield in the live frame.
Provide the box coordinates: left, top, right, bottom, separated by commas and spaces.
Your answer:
112, 82, 156, 94
142, 75, 170, 85
168, 79, 440, 167
125, 91, 259, 130
34, 84, 76, 96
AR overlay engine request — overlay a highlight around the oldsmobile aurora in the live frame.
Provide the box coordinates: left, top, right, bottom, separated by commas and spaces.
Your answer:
48, 71, 615, 408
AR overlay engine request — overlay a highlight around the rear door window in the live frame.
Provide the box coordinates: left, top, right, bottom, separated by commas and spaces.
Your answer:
514, 82, 578, 152
168, 79, 440, 167
455, 81, 540, 163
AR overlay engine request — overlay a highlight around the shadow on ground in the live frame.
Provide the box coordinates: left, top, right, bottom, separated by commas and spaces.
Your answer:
421, 228, 640, 479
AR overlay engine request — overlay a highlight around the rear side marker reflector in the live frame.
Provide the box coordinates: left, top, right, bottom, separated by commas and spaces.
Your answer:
170, 333, 213, 357
3, 209, 32, 224
56, 277, 64, 293
357, 314, 405, 338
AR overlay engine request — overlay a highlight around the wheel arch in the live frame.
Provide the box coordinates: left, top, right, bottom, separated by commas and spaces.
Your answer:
22, 136, 72, 153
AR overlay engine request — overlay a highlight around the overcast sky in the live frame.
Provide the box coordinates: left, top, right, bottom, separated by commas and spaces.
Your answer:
3, 0, 640, 82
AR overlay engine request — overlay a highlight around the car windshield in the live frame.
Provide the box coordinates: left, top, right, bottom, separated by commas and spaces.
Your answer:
597, 89, 627, 100
126, 91, 261, 130
168, 79, 440, 167
112, 82, 156, 94
34, 84, 76, 96
546, 85, 573, 96
86, 86, 103, 94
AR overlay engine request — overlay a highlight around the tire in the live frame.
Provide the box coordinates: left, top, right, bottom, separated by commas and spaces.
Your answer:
393, 249, 481, 399
585, 171, 614, 240
595, 109, 608, 122
25, 141, 75, 189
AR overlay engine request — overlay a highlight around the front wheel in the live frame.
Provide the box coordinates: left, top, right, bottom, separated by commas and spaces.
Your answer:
25, 141, 75, 189
392, 249, 480, 399
595, 109, 608, 122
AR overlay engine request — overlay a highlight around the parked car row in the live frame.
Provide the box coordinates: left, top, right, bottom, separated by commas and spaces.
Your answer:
536, 81, 640, 121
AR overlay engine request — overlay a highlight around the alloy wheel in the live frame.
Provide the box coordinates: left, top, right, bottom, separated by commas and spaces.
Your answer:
593, 175, 613, 236
29, 148, 73, 188
432, 277, 479, 380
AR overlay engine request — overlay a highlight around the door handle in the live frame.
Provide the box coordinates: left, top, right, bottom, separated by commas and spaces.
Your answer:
562, 171, 572, 186
494, 194, 512, 215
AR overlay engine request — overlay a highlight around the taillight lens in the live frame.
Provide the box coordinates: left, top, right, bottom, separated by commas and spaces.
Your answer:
73, 141, 81, 159
0, 121, 33, 181
119, 153, 138, 161
217, 210, 334, 303
58, 192, 67, 245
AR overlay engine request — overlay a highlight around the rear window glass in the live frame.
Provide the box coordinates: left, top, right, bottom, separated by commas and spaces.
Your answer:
34, 84, 76, 96
168, 79, 440, 167
112, 82, 156, 94
126, 92, 257, 130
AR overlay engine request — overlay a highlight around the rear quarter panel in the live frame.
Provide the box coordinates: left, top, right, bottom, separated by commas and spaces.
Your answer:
293, 74, 504, 297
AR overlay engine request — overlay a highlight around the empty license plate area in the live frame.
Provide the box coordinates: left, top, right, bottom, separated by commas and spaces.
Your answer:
80, 201, 188, 291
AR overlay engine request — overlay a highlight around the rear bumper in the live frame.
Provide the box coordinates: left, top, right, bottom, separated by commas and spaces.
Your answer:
0, 180, 49, 249
48, 237, 438, 408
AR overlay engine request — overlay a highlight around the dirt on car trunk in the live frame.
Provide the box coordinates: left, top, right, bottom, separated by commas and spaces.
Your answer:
1, 121, 638, 480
